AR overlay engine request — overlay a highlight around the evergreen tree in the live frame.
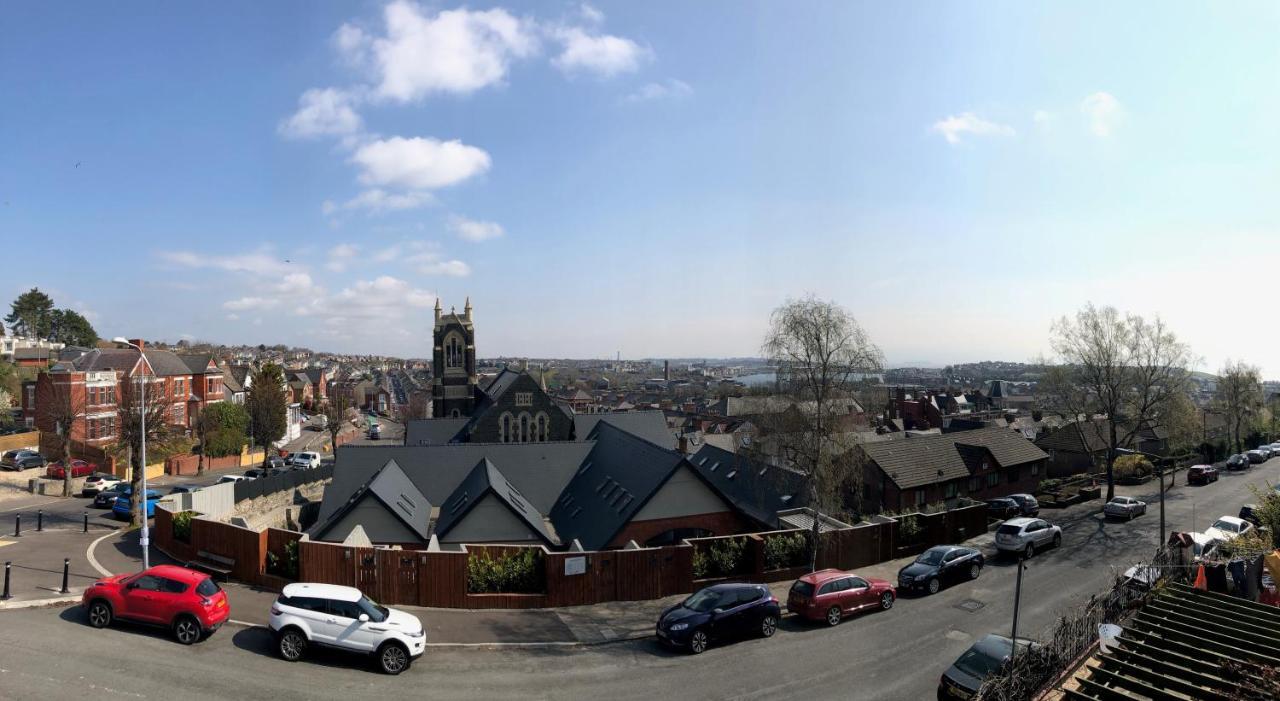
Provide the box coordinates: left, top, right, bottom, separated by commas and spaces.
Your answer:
48, 309, 98, 347
5, 288, 56, 337
247, 363, 288, 465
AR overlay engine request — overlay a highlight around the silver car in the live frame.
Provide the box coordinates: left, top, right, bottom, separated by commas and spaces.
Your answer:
1103, 496, 1147, 520
995, 517, 1062, 558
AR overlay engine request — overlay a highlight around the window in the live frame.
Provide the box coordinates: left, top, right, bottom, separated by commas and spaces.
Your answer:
735, 587, 763, 604
174, 378, 185, 397
500, 413, 512, 443
160, 578, 189, 594
327, 599, 363, 620
520, 414, 530, 442
131, 575, 163, 592
944, 482, 958, 499
914, 489, 926, 506
445, 334, 464, 368
986, 473, 1000, 487
88, 386, 98, 405
195, 578, 220, 597
357, 596, 388, 623
172, 405, 184, 424
847, 577, 868, 589
969, 477, 982, 493
1031, 462, 1039, 476
536, 413, 549, 441
515, 392, 532, 407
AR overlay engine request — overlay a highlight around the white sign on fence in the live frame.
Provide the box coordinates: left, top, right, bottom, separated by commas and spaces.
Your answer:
564, 556, 587, 576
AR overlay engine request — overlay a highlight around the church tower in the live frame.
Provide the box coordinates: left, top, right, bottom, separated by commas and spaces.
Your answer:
432, 297, 478, 418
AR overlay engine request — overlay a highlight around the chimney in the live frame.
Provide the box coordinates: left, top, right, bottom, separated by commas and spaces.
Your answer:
678, 435, 688, 454
664, 360, 670, 382
128, 339, 145, 351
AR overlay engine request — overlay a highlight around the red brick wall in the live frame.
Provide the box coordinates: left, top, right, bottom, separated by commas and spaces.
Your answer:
607, 511, 754, 549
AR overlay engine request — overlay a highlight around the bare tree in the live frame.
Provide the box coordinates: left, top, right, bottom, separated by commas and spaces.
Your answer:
115, 376, 175, 528
322, 393, 348, 453
1039, 304, 1194, 501
41, 380, 86, 497
1215, 360, 1262, 453
761, 295, 883, 572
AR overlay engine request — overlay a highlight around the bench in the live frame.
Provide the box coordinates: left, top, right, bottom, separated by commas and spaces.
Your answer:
188, 551, 236, 580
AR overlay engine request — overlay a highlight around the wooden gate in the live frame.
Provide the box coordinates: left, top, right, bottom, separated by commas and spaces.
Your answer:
372, 549, 420, 606
615, 549, 662, 601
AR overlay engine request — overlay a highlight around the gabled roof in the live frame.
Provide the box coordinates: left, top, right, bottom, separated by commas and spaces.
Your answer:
220, 368, 244, 393
176, 354, 218, 374
310, 459, 432, 542
482, 367, 522, 399
404, 417, 470, 445
434, 458, 555, 545
688, 444, 808, 528
1035, 418, 1123, 454
548, 422, 687, 550
861, 426, 1048, 490
572, 410, 675, 449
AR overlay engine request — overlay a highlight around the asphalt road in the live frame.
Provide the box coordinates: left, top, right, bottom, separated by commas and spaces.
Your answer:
0, 461, 1276, 701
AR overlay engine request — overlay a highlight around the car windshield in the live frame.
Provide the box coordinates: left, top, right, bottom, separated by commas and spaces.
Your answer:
916, 549, 947, 566
1212, 519, 1238, 532
683, 589, 721, 612
954, 647, 1004, 679
358, 595, 389, 622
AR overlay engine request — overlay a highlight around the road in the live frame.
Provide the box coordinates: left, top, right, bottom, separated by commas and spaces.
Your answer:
0, 461, 1276, 701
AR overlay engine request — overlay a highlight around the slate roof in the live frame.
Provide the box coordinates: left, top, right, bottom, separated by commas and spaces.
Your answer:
403, 417, 471, 445
220, 368, 244, 394
310, 459, 432, 542
861, 426, 1048, 490
548, 422, 689, 551
433, 458, 556, 545
176, 354, 218, 374
688, 444, 809, 528
56, 347, 193, 377
572, 411, 676, 449
1035, 419, 1119, 454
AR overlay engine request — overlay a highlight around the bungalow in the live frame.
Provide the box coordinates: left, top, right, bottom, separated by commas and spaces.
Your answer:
1034, 418, 1169, 479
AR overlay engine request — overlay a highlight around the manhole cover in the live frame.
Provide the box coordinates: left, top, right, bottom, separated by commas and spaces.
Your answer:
955, 599, 985, 613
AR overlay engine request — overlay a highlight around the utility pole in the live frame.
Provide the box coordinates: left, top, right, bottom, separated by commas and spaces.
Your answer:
1158, 460, 1166, 549
1010, 554, 1026, 664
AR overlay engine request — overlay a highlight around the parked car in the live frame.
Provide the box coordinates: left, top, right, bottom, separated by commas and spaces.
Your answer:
1226, 454, 1250, 470
168, 485, 200, 495
994, 517, 1062, 558
1246, 449, 1267, 464
897, 545, 984, 595
368, 425, 381, 440
266, 456, 288, 471
786, 569, 894, 626
656, 583, 780, 654
82, 472, 123, 496
46, 459, 98, 479
290, 452, 321, 470
1188, 531, 1222, 562
1238, 504, 1261, 528
269, 582, 426, 674
1205, 515, 1254, 542
94, 485, 128, 508
216, 474, 249, 485
1, 449, 46, 471
939, 634, 1039, 699
244, 467, 286, 480
1007, 494, 1040, 517
985, 498, 1021, 521
82, 564, 229, 644
1187, 465, 1219, 485
112, 488, 162, 520
1103, 496, 1148, 520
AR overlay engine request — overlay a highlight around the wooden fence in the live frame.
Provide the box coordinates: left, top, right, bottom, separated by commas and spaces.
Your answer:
0, 430, 40, 453
158, 502, 988, 609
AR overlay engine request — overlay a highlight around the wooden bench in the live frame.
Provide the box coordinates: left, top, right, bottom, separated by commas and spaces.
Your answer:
188, 551, 236, 580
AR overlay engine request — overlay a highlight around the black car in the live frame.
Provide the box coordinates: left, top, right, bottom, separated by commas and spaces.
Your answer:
1239, 504, 1261, 528
899, 545, 984, 595
93, 486, 127, 508
985, 498, 1020, 520
1, 449, 46, 471
1226, 454, 1250, 471
655, 583, 780, 654
243, 467, 285, 479
939, 634, 1037, 700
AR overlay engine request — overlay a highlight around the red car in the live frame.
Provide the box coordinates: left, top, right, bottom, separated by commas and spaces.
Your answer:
786, 568, 896, 626
46, 459, 98, 479
82, 565, 230, 644
1187, 465, 1219, 485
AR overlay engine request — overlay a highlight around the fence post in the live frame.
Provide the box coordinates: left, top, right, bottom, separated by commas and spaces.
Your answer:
83, 513, 89, 533
37, 510, 43, 532
60, 558, 70, 594
13, 514, 19, 537
2, 561, 10, 599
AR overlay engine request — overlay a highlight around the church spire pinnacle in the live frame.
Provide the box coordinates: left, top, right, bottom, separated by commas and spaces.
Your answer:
464, 296, 472, 321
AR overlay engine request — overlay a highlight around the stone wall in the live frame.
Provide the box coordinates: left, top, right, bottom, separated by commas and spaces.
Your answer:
222, 479, 328, 532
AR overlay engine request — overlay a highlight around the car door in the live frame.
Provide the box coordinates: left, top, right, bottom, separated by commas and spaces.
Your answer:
844, 576, 873, 611
121, 574, 166, 623
939, 550, 961, 583
289, 597, 338, 645
151, 576, 189, 624
327, 599, 377, 651
1033, 520, 1052, 546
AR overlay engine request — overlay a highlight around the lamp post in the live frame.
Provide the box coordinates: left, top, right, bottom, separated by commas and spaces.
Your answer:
113, 337, 152, 569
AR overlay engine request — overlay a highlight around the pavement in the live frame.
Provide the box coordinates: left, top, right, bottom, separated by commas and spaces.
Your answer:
0, 458, 1276, 700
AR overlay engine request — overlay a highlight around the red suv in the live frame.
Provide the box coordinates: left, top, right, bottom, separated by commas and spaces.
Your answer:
787, 569, 895, 626
83, 565, 230, 644
46, 459, 98, 479
1187, 465, 1219, 485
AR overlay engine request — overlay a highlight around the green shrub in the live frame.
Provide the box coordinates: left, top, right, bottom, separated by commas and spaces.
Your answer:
1114, 455, 1153, 479
763, 532, 809, 571
897, 514, 921, 541
693, 538, 747, 579
1038, 479, 1062, 494
172, 511, 194, 543
266, 539, 300, 580
467, 549, 545, 594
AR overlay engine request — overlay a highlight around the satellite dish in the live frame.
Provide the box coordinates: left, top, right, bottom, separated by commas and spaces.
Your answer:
1098, 623, 1122, 653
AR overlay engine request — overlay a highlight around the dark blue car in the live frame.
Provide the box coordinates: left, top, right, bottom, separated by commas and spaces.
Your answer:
111, 488, 161, 520
655, 583, 780, 654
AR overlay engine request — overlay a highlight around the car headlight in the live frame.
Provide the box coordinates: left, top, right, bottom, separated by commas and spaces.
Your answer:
915, 574, 929, 581
408, 629, 425, 638
669, 622, 689, 631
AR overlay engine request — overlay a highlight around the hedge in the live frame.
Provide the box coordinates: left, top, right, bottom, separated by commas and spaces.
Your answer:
467, 549, 545, 594
763, 532, 809, 571
172, 511, 194, 543
693, 537, 747, 579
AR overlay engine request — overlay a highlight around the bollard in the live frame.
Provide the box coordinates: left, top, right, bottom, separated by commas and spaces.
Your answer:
13, 514, 19, 537
37, 509, 43, 532
83, 513, 89, 533
60, 558, 70, 594
2, 561, 10, 599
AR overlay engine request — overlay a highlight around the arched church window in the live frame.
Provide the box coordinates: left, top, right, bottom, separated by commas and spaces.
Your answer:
536, 413, 549, 442
445, 334, 464, 368
520, 414, 530, 443
500, 413, 512, 443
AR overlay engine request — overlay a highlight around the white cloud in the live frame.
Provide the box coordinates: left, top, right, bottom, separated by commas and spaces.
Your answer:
406, 248, 471, 276
326, 243, 359, 271
157, 249, 281, 275
222, 272, 324, 312
351, 136, 491, 190
579, 3, 605, 25
278, 88, 363, 139
225, 313, 240, 321
449, 214, 504, 242
372, 244, 401, 262
624, 78, 693, 103
223, 296, 274, 311
331, 275, 438, 314
1033, 110, 1054, 126
333, 23, 372, 66
324, 189, 435, 215
930, 112, 1016, 145
358, 2, 538, 102
551, 26, 647, 77
1080, 92, 1123, 137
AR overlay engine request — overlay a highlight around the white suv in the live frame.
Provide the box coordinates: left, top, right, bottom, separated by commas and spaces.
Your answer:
994, 517, 1062, 558
268, 583, 426, 674
290, 452, 321, 470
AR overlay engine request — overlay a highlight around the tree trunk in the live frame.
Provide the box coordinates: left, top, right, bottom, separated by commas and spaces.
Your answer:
1105, 423, 1117, 502
808, 479, 821, 572
62, 438, 73, 498
127, 443, 144, 529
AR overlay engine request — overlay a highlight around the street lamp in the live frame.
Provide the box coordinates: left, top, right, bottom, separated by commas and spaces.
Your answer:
113, 337, 153, 569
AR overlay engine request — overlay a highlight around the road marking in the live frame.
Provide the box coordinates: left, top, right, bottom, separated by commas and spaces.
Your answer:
0, 540, 14, 548
85, 530, 117, 577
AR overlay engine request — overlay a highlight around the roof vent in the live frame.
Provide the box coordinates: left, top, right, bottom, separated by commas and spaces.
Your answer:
577, 461, 593, 475
571, 506, 582, 518
710, 461, 720, 472
781, 494, 793, 503
727, 470, 737, 480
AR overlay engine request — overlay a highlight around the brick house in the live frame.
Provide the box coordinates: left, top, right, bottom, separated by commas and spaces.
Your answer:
860, 426, 1049, 513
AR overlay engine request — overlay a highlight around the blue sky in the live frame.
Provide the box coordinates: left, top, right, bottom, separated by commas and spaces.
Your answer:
2, 2, 1278, 372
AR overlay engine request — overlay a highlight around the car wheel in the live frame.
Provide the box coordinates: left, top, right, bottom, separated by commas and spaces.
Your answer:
377, 642, 410, 675
1052, 533, 1062, 548
87, 600, 112, 629
826, 606, 842, 627
760, 614, 778, 638
277, 628, 307, 662
927, 577, 941, 595
173, 615, 201, 645
1024, 543, 1036, 559
968, 563, 981, 580
879, 592, 894, 610
688, 629, 709, 654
